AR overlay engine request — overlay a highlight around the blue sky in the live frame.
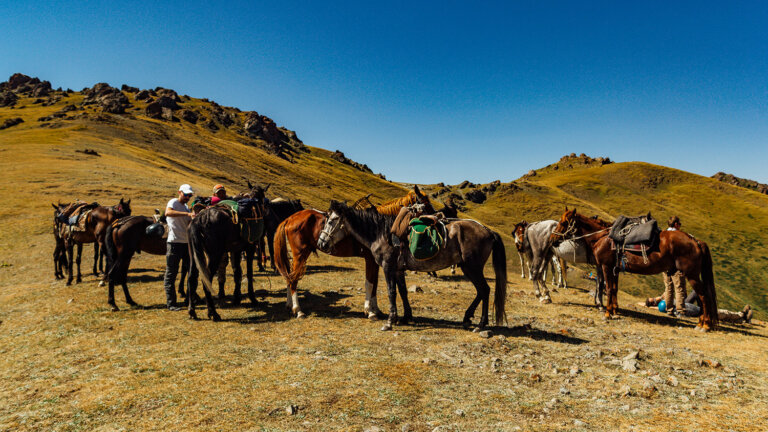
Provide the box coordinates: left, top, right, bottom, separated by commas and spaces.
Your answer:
2, 1, 767, 184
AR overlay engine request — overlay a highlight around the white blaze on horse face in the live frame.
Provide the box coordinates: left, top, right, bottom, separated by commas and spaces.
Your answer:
318, 211, 345, 251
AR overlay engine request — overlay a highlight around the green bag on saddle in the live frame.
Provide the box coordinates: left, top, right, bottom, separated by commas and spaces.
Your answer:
408, 217, 444, 260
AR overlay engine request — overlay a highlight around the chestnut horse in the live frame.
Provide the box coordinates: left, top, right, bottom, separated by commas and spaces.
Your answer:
57, 199, 132, 285
550, 208, 718, 331
273, 186, 433, 318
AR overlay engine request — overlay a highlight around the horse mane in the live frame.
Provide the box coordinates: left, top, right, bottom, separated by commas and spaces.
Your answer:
330, 200, 394, 243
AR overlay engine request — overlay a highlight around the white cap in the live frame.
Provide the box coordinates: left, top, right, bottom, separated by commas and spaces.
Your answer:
179, 184, 194, 194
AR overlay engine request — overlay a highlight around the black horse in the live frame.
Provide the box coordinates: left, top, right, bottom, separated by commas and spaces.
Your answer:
104, 215, 189, 311
187, 189, 268, 321
257, 198, 304, 271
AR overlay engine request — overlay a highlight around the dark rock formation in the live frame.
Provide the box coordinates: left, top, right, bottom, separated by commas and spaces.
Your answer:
180, 109, 199, 123
0, 117, 23, 130
121, 84, 139, 93
161, 107, 176, 121
330, 150, 373, 173
155, 96, 180, 110
155, 87, 181, 102
145, 102, 163, 119
0, 91, 18, 107
135, 90, 152, 101
82, 83, 130, 114
464, 189, 487, 204
712, 172, 768, 195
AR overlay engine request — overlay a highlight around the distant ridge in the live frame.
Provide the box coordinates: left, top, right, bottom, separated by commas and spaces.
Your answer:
712, 172, 768, 195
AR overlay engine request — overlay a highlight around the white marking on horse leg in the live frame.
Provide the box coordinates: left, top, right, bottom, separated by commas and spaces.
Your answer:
292, 291, 304, 318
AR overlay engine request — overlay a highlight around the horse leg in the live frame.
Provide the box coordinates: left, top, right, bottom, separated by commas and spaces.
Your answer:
688, 277, 710, 331
203, 257, 223, 321
65, 241, 74, 285
267, 231, 277, 271
463, 263, 492, 329
231, 250, 243, 306
244, 244, 258, 307
396, 271, 412, 325
178, 263, 187, 299
256, 238, 266, 272
363, 256, 383, 319
93, 242, 99, 276
518, 252, 526, 278
216, 252, 228, 303
108, 279, 119, 311
603, 266, 618, 319
75, 243, 83, 283
380, 266, 399, 331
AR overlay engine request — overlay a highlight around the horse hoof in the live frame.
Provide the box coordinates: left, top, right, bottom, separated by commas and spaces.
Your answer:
210, 313, 222, 322
110, 304, 119, 312
540, 297, 552, 304
129, 303, 141, 309
189, 312, 199, 320
296, 311, 306, 319
462, 320, 472, 330
380, 324, 392, 331
98, 281, 105, 287
367, 313, 378, 321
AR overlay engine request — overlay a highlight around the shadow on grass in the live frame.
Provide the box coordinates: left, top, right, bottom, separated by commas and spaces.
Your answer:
302, 264, 356, 275
395, 316, 589, 344
561, 301, 768, 338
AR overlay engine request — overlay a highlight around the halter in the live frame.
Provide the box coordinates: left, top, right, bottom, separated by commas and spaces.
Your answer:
551, 218, 577, 239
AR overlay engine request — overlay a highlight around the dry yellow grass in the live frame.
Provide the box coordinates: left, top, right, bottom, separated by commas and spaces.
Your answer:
2, 88, 768, 431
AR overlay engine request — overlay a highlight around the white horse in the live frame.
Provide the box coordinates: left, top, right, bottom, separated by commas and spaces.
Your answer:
513, 220, 603, 306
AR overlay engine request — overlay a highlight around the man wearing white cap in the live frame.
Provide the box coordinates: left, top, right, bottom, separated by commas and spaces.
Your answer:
163, 184, 195, 310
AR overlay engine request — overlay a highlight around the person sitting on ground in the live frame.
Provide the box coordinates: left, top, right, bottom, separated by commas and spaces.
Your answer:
640, 294, 753, 324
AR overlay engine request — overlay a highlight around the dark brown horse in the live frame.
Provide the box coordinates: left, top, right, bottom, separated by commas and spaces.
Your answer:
322, 201, 507, 331
187, 190, 268, 321
57, 198, 131, 285
272, 186, 433, 319
550, 208, 718, 331
103, 216, 188, 311
52, 203, 70, 279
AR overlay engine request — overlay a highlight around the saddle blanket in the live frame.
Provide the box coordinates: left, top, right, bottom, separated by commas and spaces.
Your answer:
408, 217, 445, 260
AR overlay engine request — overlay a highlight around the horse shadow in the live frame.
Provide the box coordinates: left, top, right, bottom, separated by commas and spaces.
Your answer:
222, 290, 358, 324
399, 316, 589, 345
302, 265, 356, 275
561, 301, 768, 338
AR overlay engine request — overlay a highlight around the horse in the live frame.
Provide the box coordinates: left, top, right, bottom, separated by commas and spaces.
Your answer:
513, 220, 605, 307
57, 198, 132, 285
103, 215, 188, 311
257, 198, 304, 271
550, 207, 719, 331
321, 200, 507, 331
187, 187, 268, 321
273, 186, 434, 319
51, 203, 69, 279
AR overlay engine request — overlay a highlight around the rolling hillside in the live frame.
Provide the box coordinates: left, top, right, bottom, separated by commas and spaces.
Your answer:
1, 74, 766, 314
422, 155, 768, 314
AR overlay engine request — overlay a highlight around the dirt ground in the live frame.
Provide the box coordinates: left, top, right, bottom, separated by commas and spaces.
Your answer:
1, 231, 767, 431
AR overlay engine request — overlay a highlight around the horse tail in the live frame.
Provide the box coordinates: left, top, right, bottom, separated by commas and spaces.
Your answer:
104, 222, 119, 282
699, 240, 719, 328
491, 230, 508, 326
274, 219, 292, 280
189, 222, 214, 296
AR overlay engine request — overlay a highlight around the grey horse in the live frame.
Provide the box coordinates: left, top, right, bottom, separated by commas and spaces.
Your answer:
513, 220, 604, 306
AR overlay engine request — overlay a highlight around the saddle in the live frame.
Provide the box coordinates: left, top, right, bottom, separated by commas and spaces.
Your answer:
608, 213, 661, 273
408, 216, 446, 260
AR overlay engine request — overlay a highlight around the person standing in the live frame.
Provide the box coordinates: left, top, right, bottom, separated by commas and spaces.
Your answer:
164, 184, 195, 310
662, 216, 686, 316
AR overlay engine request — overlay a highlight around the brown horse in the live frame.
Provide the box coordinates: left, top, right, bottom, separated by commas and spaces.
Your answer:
273, 186, 434, 318
58, 198, 131, 285
103, 216, 188, 311
52, 203, 70, 279
550, 208, 718, 331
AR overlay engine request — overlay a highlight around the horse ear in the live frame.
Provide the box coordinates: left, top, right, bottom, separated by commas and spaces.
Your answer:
414, 185, 421, 195
247, 180, 254, 189
647, 211, 651, 220
264, 183, 271, 193
52, 203, 59, 210
565, 206, 569, 212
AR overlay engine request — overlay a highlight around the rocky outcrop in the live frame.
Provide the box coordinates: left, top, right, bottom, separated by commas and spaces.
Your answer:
330, 150, 373, 173
145, 102, 163, 119
135, 90, 153, 101
82, 83, 130, 114
464, 189, 487, 204
121, 84, 139, 93
0, 117, 23, 130
244, 112, 286, 143
180, 109, 198, 123
155, 96, 179, 110
0, 91, 18, 107
155, 87, 181, 102
712, 172, 768, 195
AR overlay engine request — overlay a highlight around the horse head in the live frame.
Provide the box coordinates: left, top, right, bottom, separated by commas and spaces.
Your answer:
412, 185, 435, 214
318, 200, 349, 252
116, 198, 132, 217
550, 207, 578, 245
512, 221, 529, 252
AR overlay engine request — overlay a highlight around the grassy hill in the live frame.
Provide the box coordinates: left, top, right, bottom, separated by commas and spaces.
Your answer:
2, 76, 768, 431
421, 155, 768, 314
